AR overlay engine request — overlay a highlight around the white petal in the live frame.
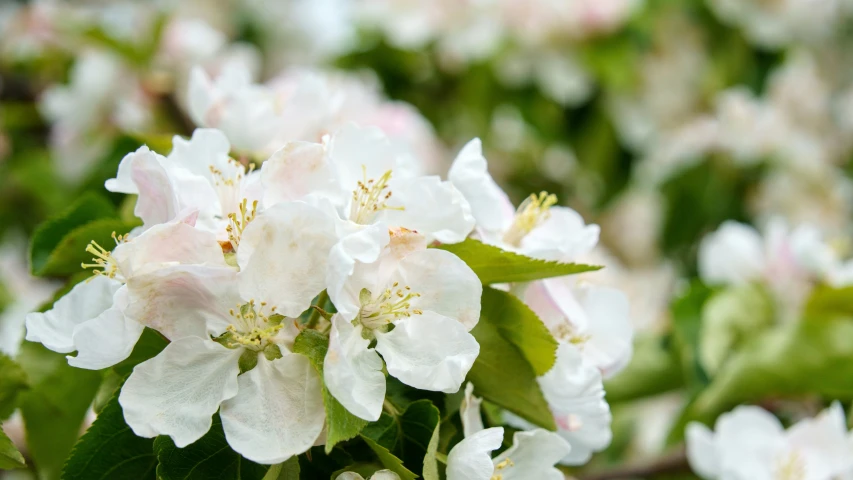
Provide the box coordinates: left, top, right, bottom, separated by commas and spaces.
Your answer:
68, 302, 144, 370
392, 248, 482, 330
220, 354, 325, 464
187, 67, 214, 126
237, 202, 337, 317
698, 221, 766, 285
167, 128, 232, 182
713, 405, 786, 475
25, 276, 121, 353
494, 429, 571, 480
328, 124, 398, 190
787, 402, 853, 477
446, 427, 504, 480
370, 471, 402, 480
375, 312, 479, 393
127, 147, 181, 227
460, 382, 484, 437
324, 315, 386, 421
326, 224, 391, 320
379, 176, 475, 244
119, 337, 241, 447
261, 141, 344, 208
520, 206, 599, 262
447, 138, 514, 234
685, 423, 720, 479
126, 265, 240, 339
112, 218, 227, 278
105, 149, 142, 193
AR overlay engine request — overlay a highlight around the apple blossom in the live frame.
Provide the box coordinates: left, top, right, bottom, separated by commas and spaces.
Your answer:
119, 202, 336, 463
687, 403, 853, 480
323, 228, 481, 421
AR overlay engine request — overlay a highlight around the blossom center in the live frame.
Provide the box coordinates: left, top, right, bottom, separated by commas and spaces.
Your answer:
553, 323, 590, 346
80, 233, 128, 281
208, 159, 251, 187
358, 283, 422, 330
774, 451, 805, 480
491, 457, 514, 480
218, 299, 284, 351
350, 167, 404, 225
225, 198, 258, 251
502, 191, 557, 246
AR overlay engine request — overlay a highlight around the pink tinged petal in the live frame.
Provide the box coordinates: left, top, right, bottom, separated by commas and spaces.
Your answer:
112, 220, 227, 278
25, 275, 121, 353
261, 141, 343, 208
520, 206, 600, 262
105, 149, 144, 193
686, 422, 720, 479
494, 429, 572, 480
324, 315, 386, 421
698, 221, 766, 286
125, 265, 240, 340
392, 248, 482, 330
447, 138, 515, 235
68, 305, 144, 370
237, 202, 337, 317
375, 312, 479, 393
128, 147, 181, 227
119, 337, 241, 447
220, 354, 325, 464
446, 427, 504, 480
378, 176, 475, 244
460, 383, 484, 437
328, 124, 398, 189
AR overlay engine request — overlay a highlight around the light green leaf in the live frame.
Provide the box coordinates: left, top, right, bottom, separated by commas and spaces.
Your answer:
261, 456, 300, 480
62, 390, 156, 480
17, 342, 103, 480
669, 317, 853, 443
466, 312, 556, 430
292, 330, 368, 453
399, 401, 440, 480
604, 334, 683, 403
436, 239, 600, 284
481, 287, 557, 376
0, 353, 29, 420
0, 424, 26, 470
805, 284, 853, 318
360, 436, 416, 480
30, 192, 116, 276
154, 415, 268, 480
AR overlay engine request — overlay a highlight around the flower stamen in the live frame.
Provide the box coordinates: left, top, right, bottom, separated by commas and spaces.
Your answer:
80, 239, 122, 280
503, 191, 557, 246
350, 166, 405, 225
358, 283, 422, 330
226, 198, 258, 251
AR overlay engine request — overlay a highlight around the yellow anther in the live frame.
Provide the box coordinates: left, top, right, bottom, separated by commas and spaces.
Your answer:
358, 285, 423, 329
495, 458, 514, 470
350, 167, 405, 224
227, 198, 259, 251
503, 191, 558, 246
81, 240, 121, 279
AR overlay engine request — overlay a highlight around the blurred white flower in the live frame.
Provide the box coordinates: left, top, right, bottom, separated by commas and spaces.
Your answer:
687, 403, 853, 480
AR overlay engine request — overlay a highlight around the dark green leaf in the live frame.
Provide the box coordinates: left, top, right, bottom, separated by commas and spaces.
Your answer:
480, 287, 557, 376
360, 436, 416, 480
111, 328, 169, 377
0, 424, 26, 470
0, 353, 29, 420
17, 342, 103, 480
361, 413, 398, 452
436, 239, 600, 284
62, 391, 156, 480
36, 218, 140, 277
154, 415, 269, 480
30, 192, 116, 276
292, 330, 368, 453
399, 401, 440, 480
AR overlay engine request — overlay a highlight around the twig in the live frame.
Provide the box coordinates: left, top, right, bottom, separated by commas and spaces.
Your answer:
578, 449, 690, 480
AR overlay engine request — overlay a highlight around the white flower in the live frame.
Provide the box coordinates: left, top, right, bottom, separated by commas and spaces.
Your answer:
445, 382, 571, 480
119, 202, 336, 463
504, 343, 613, 465
262, 124, 474, 265
687, 403, 853, 480
25, 213, 226, 370
106, 128, 263, 244
448, 138, 598, 261
323, 228, 481, 421
524, 280, 633, 378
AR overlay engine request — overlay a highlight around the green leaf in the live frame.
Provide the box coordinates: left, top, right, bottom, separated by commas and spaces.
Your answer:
480, 287, 557, 376
670, 281, 712, 396
35, 218, 140, 277
0, 424, 26, 470
466, 310, 556, 430
154, 415, 268, 480
17, 342, 103, 480
360, 436, 416, 480
361, 413, 398, 451
436, 239, 600, 284
399, 401, 440, 480
261, 456, 300, 480
30, 192, 116, 276
111, 328, 169, 377
0, 353, 29, 420
62, 391, 156, 480
292, 330, 368, 453
804, 284, 853, 318
669, 317, 853, 443
604, 334, 683, 403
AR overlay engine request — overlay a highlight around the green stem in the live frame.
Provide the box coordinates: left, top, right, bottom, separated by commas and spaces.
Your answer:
306, 290, 329, 329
